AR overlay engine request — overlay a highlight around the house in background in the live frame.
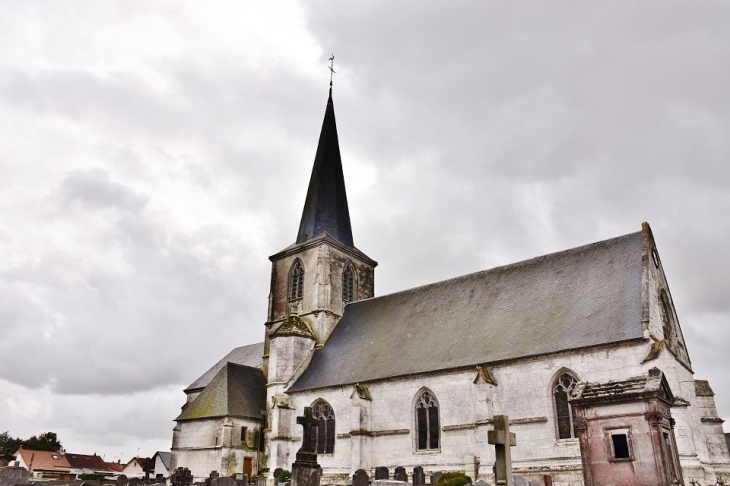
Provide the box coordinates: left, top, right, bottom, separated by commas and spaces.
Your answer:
150, 451, 171, 479
13, 448, 74, 480
122, 456, 151, 479
105, 460, 125, 475
65, 452, 114, 477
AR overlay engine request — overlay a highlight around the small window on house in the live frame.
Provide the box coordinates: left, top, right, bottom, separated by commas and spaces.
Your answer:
612, 434, 630, 459
289, 260, 304, 301
241, 427, 247, 442
415, 390, 440, 451
311, 399, 335, 454
51, 454, 58, 459
608, 428, 632, 461
553, 372, 578, 439
342, 264, 355, 303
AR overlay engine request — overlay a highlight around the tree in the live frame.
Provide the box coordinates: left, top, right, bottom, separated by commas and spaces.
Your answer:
0, 431, 22, 461
22, 432, 63, 452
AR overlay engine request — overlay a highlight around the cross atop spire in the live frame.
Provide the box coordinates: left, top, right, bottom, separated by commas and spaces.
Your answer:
296, 87, 354, 247
328, 55, 336, 87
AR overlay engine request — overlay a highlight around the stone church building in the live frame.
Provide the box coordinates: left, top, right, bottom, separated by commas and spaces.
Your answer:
170, 88, 730, 485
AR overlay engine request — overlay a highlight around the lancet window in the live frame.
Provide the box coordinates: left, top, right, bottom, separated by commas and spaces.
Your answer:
342, 263, 355, 303
310, 399, 335, 454
415, 390, 440, 450
289, 260, 304, 301
553, 372, 578, 439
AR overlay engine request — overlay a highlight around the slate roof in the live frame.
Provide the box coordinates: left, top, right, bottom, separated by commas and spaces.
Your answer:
177, 363, 266, 421
289, 230, 646, 392
296, 88, 354, 248
152, 451, 171, 469
185, 342, 264, 393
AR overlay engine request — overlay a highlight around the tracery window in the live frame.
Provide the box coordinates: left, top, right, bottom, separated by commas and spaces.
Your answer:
342, 264, 355, 303
310, 399, 335, 454
553, 372, 578, 439
415, 390, 440, 450
289, 260, 304, 301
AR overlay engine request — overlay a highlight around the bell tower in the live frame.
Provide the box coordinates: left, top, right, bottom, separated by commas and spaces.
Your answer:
263, 87, 377, 378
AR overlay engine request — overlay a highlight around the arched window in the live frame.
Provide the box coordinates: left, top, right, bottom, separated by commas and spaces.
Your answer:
310, 399, 335, 454
289, 260, 304, 301
415, 390, 440, 450
553, 372, 578, 439
342, 264, 355, 303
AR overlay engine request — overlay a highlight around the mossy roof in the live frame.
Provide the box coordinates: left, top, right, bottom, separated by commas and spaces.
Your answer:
289, 230, 646, 392
176, 363, 266, 421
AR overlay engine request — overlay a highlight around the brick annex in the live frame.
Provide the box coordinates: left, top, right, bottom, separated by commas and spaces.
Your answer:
169, 87, 730, 486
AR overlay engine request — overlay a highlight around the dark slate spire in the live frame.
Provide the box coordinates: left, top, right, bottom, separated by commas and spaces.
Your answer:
296, 88, 354, 247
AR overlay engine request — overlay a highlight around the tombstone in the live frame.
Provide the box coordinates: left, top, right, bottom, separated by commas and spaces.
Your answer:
412, 467, 425, 486
352, 470, 369, 486
374, 468, 389, 481
393, 468, 407, 482
511, 477, 527, 486
240, 475, 249, 485
473, 480, 490, 486
487, 415, 516, 486
274, 469, 284, 483
117, 475, 129, 486
291, 407, 321, 486
256, 476, 266, 486
1, 468, 31, 486
430, 472, 442, 486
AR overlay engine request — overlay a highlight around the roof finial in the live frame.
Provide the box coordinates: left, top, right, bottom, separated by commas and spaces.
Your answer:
328, 55, 336, 87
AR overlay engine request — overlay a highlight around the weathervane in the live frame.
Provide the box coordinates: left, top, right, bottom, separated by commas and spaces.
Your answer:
328, 55, 336, 86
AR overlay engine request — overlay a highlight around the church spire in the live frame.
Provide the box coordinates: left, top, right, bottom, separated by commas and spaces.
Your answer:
296, 88, 354, 247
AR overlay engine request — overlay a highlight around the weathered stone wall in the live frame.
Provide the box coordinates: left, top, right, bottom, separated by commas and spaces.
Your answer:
275, 339, 727, 485
171, 418, 262, 481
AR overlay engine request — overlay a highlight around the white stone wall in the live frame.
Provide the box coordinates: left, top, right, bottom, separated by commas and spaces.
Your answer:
171, 418, 262, 481
269, 340, 726, 485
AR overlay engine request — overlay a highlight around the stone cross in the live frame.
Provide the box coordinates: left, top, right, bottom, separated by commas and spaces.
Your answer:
487, 415, 516, 486
297, 407, 318, 454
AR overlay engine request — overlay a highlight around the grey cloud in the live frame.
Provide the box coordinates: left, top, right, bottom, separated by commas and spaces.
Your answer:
60, 168, 148, 213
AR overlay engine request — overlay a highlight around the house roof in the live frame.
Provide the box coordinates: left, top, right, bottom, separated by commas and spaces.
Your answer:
289, 229, 646, 392
185, 342, 264, 393
571, 367, 674, 405
296, 88, 354, 248
15, 448, 70, 471
152, 451, 171, 469
177, 363, 266, 421
65, 453, 108, 471
105, 461, 124, 472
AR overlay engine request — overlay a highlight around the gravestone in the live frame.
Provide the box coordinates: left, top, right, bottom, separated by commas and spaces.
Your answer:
117, 475, 129, 486
352, 469, 369, 486
256, 476, 266, 486
512, 477, 527, 486
393, 468, 407, 482
374, 468, 389, 480
474, 480, 490, 486
430, 472, 442, 486
0, 467, 30, 486
274, 469, 284, 483
291, 407, 321, 486
487, 415, 516, 486
412, 467, 425, 486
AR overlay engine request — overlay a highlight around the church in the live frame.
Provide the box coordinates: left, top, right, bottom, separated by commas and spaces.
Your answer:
170, 87, 730, 486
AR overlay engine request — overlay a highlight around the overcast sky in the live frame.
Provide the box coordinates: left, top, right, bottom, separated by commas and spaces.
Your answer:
1, 1, 729, 462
